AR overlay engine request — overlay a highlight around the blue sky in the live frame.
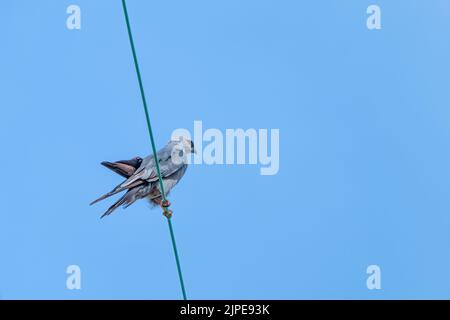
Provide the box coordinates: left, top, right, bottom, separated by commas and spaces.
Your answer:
1, 0, 450, 299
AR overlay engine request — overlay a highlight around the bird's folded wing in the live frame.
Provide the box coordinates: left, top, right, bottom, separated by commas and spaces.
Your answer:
90, 144, 184, 206
159, 157, 186, 178
101, 161, 136, 178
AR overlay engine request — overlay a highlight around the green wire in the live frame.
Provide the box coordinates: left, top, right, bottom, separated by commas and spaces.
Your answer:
121, 0, 187, 300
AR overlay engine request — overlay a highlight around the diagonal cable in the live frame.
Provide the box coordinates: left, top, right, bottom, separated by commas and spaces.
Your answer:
121, 0, 187, 300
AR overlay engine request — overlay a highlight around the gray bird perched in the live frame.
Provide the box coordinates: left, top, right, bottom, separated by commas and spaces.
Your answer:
91, 136, 196, 218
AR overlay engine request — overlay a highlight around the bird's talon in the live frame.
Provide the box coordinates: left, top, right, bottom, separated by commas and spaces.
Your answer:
161, 200, 171, 208
163, 209, 173, 218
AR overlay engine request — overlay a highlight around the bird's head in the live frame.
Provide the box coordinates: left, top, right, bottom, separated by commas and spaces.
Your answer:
116, 156, 143, 169
171, 135, 197, 154
130, 156, 143, 168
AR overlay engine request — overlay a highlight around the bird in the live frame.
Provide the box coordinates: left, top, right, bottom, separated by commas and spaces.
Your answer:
91, 136, 196, 218
101, 156, 143, 178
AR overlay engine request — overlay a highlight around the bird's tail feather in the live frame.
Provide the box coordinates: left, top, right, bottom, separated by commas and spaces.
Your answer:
90, 190, 117, 206
90, 179, 144, 206
100, 196, 127, 218
100, 187, 142, 218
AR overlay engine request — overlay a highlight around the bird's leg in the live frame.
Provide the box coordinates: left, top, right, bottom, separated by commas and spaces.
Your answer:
161, 199, 171, 208
163, 209, 173, 219
161, 199, 172, 218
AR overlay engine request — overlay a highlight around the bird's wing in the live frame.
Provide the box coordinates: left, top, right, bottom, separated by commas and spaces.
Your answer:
131, 142, 186, 181
90, 158, 155, 206
90, 143, 184, 206
159, 157, 185, 178
99, 183, 161, 218
101, 157, 141, 178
